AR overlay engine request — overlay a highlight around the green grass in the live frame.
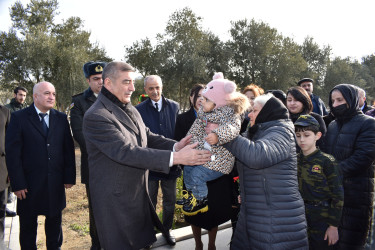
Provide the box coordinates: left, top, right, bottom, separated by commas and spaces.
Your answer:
69, 223, 89, 236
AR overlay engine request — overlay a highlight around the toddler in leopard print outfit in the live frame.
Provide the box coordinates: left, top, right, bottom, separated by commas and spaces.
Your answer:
177, 72, 249, 216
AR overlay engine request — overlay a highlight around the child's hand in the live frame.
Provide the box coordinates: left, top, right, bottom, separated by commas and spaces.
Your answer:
205, 133, 219, 145
204, 122, 219, 134
324, 226, 338, 245
238, 195, 241, 204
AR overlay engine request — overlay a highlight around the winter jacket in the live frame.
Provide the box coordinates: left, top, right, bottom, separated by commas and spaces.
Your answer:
311, 94, 328, 116
323, 84, 375, 249
5, 98, 28, 113
225, 118, 308, 249
188, 105, 241, 174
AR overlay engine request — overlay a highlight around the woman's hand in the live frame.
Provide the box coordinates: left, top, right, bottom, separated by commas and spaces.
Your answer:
324, 226, 338, 245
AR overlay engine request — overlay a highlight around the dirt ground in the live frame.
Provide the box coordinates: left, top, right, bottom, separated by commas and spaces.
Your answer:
35, 148, 187, 249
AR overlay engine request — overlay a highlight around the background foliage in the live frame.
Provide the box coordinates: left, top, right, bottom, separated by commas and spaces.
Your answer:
1, 1, 375, 111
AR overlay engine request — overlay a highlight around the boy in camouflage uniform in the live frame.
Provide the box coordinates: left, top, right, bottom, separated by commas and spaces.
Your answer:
294, 114, 344, 249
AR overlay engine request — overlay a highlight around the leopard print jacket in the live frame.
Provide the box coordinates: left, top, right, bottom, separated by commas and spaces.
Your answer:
187, 105, 241, 174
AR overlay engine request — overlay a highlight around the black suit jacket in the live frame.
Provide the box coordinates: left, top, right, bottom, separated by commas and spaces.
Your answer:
70, 87, 97, 184
5, 104, 76, 216
174, 106, 196, 141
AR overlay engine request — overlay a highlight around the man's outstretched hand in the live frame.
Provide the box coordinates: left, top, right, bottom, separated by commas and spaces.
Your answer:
175, 134, 192, 152
173, 142, 211, 166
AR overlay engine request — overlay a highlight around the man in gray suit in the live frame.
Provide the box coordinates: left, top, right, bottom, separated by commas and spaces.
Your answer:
83, 61, 211, 249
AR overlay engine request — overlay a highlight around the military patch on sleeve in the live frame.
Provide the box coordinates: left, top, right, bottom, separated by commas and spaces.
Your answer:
311, 165, 322, 173
327, 154, 335, 161
69, 102, 74, 109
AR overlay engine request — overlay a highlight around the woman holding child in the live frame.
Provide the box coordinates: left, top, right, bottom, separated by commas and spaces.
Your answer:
323, 84, 375, 249
224, 93, 308, 249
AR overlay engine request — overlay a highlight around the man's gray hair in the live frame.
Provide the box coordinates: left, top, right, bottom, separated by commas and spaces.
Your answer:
102, 61, 135, 82
144, 75, 162, 87
254, 93, 274, 108
357, 87, 366, 97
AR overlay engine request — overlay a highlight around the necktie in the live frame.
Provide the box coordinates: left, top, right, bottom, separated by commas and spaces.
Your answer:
155, 102, 159, 112
39, 113, 49, 136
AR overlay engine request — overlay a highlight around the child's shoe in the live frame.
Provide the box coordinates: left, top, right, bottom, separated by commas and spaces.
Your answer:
175, 190, 192, 208
182, 195, 208, 216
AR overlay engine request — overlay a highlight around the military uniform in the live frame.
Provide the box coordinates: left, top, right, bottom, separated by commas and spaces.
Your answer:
5, 98, 28, 113
70, 61, 106, 250
297, 149, 344, 249
70, 87, 97, 184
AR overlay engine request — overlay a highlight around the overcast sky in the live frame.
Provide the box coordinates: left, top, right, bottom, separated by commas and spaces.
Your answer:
0, 0, 374, 61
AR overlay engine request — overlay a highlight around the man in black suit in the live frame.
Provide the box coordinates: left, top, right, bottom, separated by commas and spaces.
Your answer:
5, 81, 76, 249
0, 105, 10, 249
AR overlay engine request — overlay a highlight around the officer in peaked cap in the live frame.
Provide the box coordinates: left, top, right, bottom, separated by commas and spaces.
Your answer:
69, 61, 106, 250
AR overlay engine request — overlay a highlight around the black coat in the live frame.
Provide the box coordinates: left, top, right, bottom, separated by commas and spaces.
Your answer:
323, 84, 375, 249
5, 105, 76, 216
174, 106, 196, 141
70, 87, 97, 184
0, 105, 10, 192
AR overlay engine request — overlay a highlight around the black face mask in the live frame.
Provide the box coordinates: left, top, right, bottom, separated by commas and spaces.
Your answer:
331, 104, 348, 117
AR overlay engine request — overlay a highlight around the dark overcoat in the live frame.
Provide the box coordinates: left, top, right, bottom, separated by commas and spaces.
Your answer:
323, 84, 375, 249
0, 105, 10, 192
83, 93, 175, 250
5, 104, 76, 216
70, 87, 97, 184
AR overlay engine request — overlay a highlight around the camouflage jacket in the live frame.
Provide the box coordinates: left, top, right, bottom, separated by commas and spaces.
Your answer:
188, 105, 241, 174
5, 98, 28, 113
297, 149, 344, 227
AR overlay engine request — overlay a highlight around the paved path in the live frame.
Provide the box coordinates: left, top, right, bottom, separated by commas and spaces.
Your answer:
4, 198, 232, 250
153, 224, 232, 250
4, 197, 19, 250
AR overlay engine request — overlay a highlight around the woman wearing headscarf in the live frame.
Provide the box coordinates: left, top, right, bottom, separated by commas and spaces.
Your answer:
224, 94, 308, 249
323, 84, 375, 249
286, 86, 327, 148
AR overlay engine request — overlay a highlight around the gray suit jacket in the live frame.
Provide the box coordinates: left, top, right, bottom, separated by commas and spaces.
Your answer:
83, 93, 175, 250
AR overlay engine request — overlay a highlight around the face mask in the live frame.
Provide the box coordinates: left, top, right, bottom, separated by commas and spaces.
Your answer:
331, 104, 348, 117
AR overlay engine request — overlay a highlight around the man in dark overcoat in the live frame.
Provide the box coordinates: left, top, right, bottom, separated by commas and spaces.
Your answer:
70, 61, 106, 250
0, 105, 10, 249
5, 86, 28, 217
5, 81, 76, 249
83, 61, 211, 249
